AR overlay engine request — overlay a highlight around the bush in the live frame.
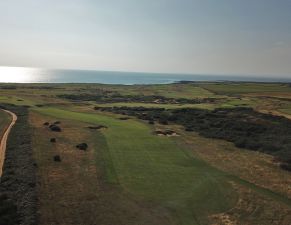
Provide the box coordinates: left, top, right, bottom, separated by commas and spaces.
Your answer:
49, 124, 61, 132
158, 118, 168, 125
0, 201, 18, 225
234, 139, 246, 148
148, 120, 155, 125
185, 127, 194, 132
280, 163, 291, 171
76, 143, 88, 151
53, 155, 61, 162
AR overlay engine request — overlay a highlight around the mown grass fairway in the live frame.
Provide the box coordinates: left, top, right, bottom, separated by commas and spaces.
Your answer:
34, 107, 237, 225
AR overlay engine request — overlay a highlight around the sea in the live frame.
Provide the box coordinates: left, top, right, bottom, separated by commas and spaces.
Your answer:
0, 66, 290, 84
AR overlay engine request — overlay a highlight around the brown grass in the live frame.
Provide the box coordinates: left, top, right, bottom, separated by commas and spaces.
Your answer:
29, 111, 175, 225
176, 130, 291, 199
210, 182, 291, 225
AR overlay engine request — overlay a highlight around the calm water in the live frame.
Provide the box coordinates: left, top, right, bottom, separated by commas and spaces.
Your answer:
0, 66, 290, 84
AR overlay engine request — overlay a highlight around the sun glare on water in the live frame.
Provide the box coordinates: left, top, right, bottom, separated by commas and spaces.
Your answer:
0, 66, 37, 83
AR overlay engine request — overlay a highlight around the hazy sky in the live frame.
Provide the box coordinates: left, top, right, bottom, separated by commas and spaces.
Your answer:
0, 0, 291, 76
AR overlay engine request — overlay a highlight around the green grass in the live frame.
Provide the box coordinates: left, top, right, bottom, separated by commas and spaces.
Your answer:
218, 98, 257, 108
99, 83, 216, 99
35, 107, 237, 225
278, 103, 291, 115
201, 83, 291, 95
0, 95, 36, 106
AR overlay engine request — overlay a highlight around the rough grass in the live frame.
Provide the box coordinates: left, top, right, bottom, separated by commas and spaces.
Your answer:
0, 110, 10, 138
93, 102, 215, 110
31, 112, 176, 225
34, 107, 237, 225
95, 83, 216, 99
176, 130, 291, 223
201, 83, 291, 95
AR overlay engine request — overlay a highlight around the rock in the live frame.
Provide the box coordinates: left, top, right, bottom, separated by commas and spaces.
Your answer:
76, 143, 88, 151
49, 124, 61, 132
43, 122, 49, 126
50, 138, 56, 143
53, 155, 61, 162
54, 121, 61, 125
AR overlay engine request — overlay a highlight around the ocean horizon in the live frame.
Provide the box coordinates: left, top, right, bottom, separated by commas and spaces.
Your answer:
0, 66, 290, 84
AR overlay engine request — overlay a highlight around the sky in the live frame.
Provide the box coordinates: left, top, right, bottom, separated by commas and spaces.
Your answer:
0, 0, 291, 77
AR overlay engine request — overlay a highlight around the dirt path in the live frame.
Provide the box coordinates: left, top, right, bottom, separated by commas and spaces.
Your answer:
0, 109, 17, 176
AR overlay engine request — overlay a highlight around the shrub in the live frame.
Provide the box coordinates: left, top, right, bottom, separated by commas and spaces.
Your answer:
0, 197, 18, 225
53, 155, 61, 162
49, 124, 61, 132
234, 139, 247, 148
148, 120, 155, 125
76, 143, 88, 151
280, 163, 291, 171
158, 118, 168, 125
185, 127, 194, 132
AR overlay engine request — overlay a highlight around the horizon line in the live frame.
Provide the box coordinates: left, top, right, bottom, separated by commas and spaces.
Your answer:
0, 65, 291, 79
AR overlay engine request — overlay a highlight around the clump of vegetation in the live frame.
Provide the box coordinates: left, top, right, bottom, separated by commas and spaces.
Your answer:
53, 155, 61, 162
0, 194, 18, 225
76, 143, 88, 151
0, 85, 17, 90
148, 120, 155, 124
49, 124, 62, 132
60, 93, 219, 104
280, 163, 291, 171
